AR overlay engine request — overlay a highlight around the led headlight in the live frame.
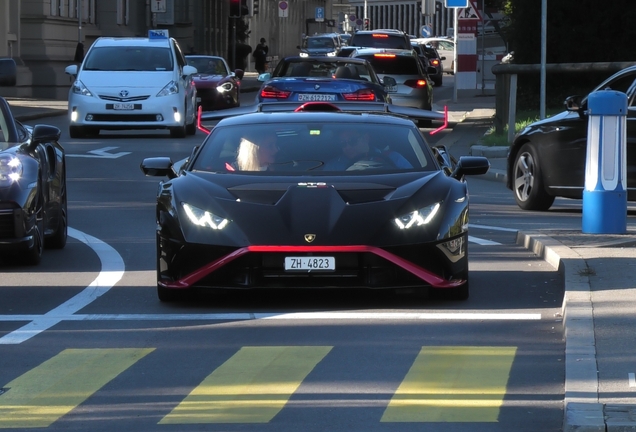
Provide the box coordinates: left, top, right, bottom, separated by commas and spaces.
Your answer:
326, 51, 337, 57
216, 82, 234, 93
182, 203, 229, 230
157, 80, 179, 97
71, 80, 93, 97
0, 155, 23, 187
299, 52, 309, 57
394, 202, 441, 229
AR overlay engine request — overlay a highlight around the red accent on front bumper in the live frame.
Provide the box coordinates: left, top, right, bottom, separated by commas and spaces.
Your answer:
159, 245, 464, 289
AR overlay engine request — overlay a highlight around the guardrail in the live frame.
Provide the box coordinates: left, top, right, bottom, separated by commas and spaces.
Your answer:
491, 61, 636, 143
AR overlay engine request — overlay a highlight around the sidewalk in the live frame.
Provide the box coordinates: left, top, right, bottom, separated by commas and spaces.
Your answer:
5, 88, 636, 432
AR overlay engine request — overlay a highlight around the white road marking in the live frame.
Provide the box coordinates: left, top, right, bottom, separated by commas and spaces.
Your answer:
0, 312, 542, 321
468, 236, 501, 246
66, 146, 131, 159
469, 223, 519, 233
0, 227, 124, 345
629, 373, 636, 388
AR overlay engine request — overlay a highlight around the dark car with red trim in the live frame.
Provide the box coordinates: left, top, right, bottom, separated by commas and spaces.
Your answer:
185, 55, 244, 111
255, 56, 395, 104
140, 101, 489, 302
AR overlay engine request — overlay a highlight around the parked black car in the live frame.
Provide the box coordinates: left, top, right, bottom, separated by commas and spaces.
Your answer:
0, 96, 68, 265
507, 65, 636, 210
411, 42, 444, 86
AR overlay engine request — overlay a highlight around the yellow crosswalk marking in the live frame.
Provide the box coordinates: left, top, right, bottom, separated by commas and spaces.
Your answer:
0, 348, 154, 428
160, 346, 332, 424
381, 346, 517, 422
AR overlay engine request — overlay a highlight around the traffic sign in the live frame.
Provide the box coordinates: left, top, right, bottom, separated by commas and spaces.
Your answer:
420, 25, 432, 37
458, 0, 482, 20
151, 0, 166, 13
278, 0, 288, 17
445, 0, 468, 7
315, 6, 324, 22
349, 14, 356, 21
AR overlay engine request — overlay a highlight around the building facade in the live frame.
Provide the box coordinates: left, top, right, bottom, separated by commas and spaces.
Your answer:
0, 0, 335, 99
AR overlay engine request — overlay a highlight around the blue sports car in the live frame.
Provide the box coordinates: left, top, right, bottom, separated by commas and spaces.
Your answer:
256, 56, 396, 104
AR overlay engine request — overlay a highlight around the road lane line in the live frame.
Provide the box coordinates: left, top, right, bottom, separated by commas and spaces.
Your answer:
469, 224, 519, 233
0, 312, 543, 321
468, 236, 501, 245
629, 373, 636, 388
159, 346, 331, 424
0, 348, 153, 428
381, 346, 517, 422
0, 228, 124, 345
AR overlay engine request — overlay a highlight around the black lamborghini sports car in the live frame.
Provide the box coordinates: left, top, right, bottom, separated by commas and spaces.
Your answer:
141, 102, 489, 302
0, 96, 68, 265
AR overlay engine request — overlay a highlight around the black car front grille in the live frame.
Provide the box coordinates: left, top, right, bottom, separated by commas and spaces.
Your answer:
89, 114, 159, 122
0, 210, 15, 239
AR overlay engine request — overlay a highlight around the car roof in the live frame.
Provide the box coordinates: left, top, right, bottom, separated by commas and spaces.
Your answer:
215, 111, 417, 128
355, 29, 407, 35
351, 48, 417, 57
186, 55, 224, 59
282, 56, 372, 64
91, 37, 172, 48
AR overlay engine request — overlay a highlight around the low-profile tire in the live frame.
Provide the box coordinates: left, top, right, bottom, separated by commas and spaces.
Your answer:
513, 142, 556, 210
47, 180, 67, 250
157, 285, 184, 302
186, 120, 196, 136
170, 124, 187, 138
21, 205, 44, 266
69, 126, 85, 139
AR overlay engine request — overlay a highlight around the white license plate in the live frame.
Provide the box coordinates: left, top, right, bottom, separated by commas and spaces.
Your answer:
284, 256, 335, 271
386, 85, 397, 93
113, 103, 134, 110
298, 93, 336, 102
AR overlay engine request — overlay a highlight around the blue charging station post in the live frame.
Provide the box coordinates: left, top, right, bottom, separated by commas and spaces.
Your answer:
582, 90, 628, 234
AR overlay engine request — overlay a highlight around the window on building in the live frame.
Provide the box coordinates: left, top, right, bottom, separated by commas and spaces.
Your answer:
117, 0, 130, 25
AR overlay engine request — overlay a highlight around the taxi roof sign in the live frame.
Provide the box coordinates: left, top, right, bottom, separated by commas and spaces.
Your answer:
148, 29, 169, 39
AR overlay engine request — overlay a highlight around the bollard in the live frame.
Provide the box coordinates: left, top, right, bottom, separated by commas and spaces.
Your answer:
582, 90, 628, 234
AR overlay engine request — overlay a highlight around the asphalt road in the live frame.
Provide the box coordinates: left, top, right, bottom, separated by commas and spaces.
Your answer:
0, 81, 568, 431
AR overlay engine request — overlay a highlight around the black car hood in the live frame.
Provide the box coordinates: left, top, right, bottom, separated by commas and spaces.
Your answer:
172, 171, 458, 246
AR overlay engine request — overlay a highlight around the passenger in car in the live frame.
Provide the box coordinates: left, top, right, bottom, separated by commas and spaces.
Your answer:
323, 129, 411, 171
234, 133, 279, 171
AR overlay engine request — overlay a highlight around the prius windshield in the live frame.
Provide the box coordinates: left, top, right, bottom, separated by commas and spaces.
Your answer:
83, 46, 174, 72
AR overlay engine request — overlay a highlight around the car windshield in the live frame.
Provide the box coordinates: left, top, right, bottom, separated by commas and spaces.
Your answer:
186, 57, 228, 75
304, 37, 335, 49
350, 34, 409, 49
83, 46, 174, 71
357, 55, 419, 75
273, 60, 376, 82
191, 121, 434, 174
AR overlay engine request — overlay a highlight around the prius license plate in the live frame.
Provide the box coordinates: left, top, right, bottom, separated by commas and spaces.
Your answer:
113, 103, 134, 110
284, 256, 335, 271
298, 94, 336, 102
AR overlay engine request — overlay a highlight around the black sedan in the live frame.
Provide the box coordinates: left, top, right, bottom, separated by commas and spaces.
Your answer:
185, 55, 244, 111
0, 96, 68, 265
507, 65, 636, 210
141, 102, 489, 302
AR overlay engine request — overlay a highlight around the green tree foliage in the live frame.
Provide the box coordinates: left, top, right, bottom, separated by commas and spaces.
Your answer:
503, 0, 636, 108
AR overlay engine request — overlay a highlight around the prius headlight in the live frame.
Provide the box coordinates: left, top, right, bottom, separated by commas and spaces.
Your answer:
71, 79, 93, 97
326, 51, 337, 57
394, 203, 441, 229
157, 80, 179, 97
0, 156, 23, 187
182, 203, 229, 230
299, 52, 309, 57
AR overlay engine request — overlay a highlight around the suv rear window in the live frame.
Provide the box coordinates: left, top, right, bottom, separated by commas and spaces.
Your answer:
350, 34, 409, 49
356, 55, 419, 75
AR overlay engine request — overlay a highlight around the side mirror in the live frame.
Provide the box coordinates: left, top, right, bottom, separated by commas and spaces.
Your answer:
29, 124, 62, 150
65, 64, 78, 77
383, 76, 397, 87
451, 156, 490, 180
440, 56, 446, 60
234, 69, 245, 80
140, 157, 177, 179
296, 45, 301, 49
258, 72, 271, 82
565, 95, 583, 111
183, 65, 197, 76
0, 58, 17, 87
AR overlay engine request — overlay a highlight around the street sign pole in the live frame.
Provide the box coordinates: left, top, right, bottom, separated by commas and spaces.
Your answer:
453, 7, 458, 102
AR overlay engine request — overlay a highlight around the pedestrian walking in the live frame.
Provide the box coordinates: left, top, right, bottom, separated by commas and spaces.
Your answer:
253, 37, 269, 74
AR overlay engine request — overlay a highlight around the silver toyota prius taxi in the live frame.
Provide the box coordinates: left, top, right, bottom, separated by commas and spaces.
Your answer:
65, 30, 198, 139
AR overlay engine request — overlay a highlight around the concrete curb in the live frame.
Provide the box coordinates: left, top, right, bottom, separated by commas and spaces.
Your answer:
516, 231, 604, 432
